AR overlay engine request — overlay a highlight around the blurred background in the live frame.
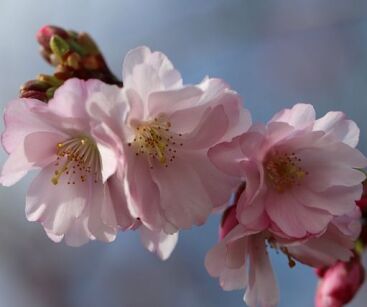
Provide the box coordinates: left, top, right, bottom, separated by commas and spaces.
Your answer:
0, 1, 367, 306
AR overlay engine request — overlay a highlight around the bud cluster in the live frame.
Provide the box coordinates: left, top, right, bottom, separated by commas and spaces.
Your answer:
20, 25, 122, 102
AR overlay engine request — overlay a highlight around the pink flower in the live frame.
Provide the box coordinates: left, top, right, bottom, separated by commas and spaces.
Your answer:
205, 202, 360, 307
87, 46, 252, 234
315, 254, 365, 307
209, 103, 367, 239
0, 79, 135, 246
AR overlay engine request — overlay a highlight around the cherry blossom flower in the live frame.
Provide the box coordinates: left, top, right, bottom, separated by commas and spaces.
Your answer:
0, 79, 135, 246
205, 202, 361, 307
209, 103, 367, 240
87, 46, 252, 234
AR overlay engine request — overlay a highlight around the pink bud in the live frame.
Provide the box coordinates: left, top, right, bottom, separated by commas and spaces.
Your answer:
36, 25, 68, 50
315, 255, 365, 307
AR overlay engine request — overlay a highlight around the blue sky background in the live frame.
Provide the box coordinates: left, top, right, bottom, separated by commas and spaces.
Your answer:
0, 1, 366, 306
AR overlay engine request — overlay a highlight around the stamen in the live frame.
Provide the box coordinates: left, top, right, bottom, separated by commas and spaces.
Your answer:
265, 151, 307, 193
281, 247, 296, 268
51, 136, 101, 185
129, 117, 183, 168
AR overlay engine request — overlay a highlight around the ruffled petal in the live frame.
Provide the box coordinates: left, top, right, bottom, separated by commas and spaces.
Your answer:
269, 103, 315, 130
147, 86, 202, 118
313, 111, 360, 147
182, 104, 229, 150
123, 46, 182, 102
0, 131, 64, 186
266, 191, 332, 238
1, 98, 58, 153
49, 78, 102, 118
26, 164, 88, 236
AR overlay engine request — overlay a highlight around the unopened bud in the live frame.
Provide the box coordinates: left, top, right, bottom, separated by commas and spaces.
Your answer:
20, 90, 48, 102
66, 52, 81, 70
49, 35, 70, 61
20, 80, 50, 93
37, 25, 68, 51
315, 254, 365, 307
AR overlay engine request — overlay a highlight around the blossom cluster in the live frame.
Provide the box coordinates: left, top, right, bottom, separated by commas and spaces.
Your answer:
1, 26, 366, 307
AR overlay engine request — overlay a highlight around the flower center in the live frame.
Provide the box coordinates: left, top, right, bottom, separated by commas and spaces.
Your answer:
128, 117, 183, 168
51, 136, 101, 185
264, 151, 307, 193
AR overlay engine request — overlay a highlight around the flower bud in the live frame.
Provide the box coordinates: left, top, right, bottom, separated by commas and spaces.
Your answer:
315, 254, 365, 307
49, 35, 70, 62
36, 25, 68, 51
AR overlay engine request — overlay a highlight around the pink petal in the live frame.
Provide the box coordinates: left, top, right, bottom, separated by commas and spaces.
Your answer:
107, 175, 135, 230
237, 192, 268, 231
313, 111, 360, 147
294, 185, 362, 216
2, 98, 57, 153
147, 86, 202, 118
205, 241, 227, 277
123, 46, 182, 90
1, 131, 67, 186
184, 151, 239, 208
151, 157, 212, 230
332, 207, 361, 239
140, 226, 178, 260
24, 131, 65, 166
238, 130, 266, 159
97, 143, 118, 183
287, 224, 354, 267
226, 238, 247, 269
266, 191, 332, 238
197, 78, 252, 141
245, 235, 279, 307
86, 182, 118, 243
269, 103, 316, 130
122, 46, 151, 81
182, 104, 229, 150
219, 266, 247, 291
299, 143, 367, 174
86, 82, 127, 133
125, 88, 145, 122
124, 64, 163, 105
266, 122, 298, 148
123, 47, 182, 102
52, 214, 92, 247
49, 79, 102, 118
26, 164, 88, 235
124, 151, 163, 231
208, 136, 244, 177
0, 144, 33, 186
